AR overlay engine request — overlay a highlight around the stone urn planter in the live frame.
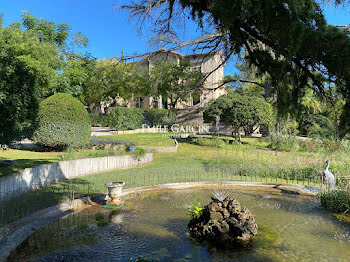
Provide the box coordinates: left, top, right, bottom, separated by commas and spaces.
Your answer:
188, 196, 258, 246
105, 182, 125, 206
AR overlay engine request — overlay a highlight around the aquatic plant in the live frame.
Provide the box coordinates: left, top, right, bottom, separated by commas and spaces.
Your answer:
319, 189, 350, 213
110, 209, 120, 216
186, 202, 203, 219
95, 213, 109, 226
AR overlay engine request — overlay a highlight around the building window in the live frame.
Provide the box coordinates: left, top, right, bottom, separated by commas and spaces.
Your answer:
152, 97, 159, 108
135, 97, 144, 108
192, 91, 201, 105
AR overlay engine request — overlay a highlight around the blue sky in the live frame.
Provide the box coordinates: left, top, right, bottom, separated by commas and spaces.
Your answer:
1, 0, 349, 74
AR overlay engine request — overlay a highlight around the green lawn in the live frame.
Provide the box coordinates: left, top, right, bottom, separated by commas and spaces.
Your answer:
0, 133, 271, 178
0, 149, 62, 177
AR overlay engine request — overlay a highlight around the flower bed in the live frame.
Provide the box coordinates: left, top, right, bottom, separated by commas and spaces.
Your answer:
87, 137, 135, 150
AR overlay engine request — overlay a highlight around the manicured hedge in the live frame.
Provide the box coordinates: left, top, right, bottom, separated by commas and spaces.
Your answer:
103, 106, 144, 130
89, 113, 103, 127
147, 108, 177, 126
33, 93, 91, 150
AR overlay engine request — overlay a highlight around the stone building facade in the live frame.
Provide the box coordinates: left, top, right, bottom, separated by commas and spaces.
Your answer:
124, 49, 226, 110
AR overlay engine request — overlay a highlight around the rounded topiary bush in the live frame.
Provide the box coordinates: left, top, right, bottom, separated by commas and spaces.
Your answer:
33, 93, 91, 150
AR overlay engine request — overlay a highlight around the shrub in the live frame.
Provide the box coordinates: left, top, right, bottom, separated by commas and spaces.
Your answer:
33, 93, 91, 150
103, 107, 144, 130
321, 139, 343, 153
297, 138, 322, 152
132, 147, 147, 160
297, 138, 344, 153
146, 108, 177, 126
269, 133, 345, 153
269, 134, 298, 152
89, 113, 103, 127
320, 190, 350, 213
299, 114, 336, 139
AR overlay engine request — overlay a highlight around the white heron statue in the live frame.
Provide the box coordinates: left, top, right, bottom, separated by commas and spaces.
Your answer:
322, 160, 335, 190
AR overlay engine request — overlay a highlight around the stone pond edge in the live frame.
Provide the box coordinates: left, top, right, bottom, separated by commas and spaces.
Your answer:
0, 181, 319, 262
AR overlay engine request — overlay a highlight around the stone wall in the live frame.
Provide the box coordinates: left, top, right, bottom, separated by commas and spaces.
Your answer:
0, 153, 153, 198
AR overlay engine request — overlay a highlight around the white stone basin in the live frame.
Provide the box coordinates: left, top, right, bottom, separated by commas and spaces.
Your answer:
105, 182, 125, 205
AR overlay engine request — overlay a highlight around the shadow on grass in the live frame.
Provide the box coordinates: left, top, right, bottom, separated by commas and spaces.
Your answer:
0, 158, 58, 178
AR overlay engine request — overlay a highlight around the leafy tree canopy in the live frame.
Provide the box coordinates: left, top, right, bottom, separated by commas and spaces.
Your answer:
0, 20, 60, 144
118, 0, 350, 137
0, 12, 91, 144
52, 54, 96, 100
83, 59, 147, 109
148, 59, 204, 108
204, 92, 274, 140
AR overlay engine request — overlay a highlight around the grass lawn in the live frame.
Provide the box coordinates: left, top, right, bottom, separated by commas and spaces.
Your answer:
0, 133, 283, 177
0, 149, 62, 177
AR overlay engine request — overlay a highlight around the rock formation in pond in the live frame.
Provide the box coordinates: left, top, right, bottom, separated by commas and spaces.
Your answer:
188, 197, 258, 245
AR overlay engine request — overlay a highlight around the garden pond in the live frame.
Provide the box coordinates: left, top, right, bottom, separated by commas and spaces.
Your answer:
7, 188, 350, 262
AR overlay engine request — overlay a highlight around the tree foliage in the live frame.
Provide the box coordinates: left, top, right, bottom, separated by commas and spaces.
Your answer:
83, 58, 204, 110
83, 59, 147, 110
52, 54, 96, 100
118, 0, 350, 137
204, 92, 274, 140
0, 12, 91, 144
299, 114, 336, 138
0, 19, 60, 144
21, 11, 71, 47
148, 59, 204, 108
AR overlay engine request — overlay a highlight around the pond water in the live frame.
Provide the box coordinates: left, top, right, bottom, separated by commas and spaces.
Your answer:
7, 189, 350, 262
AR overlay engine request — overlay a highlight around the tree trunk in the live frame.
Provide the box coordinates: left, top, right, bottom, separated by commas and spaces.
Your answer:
232, 126, 242, 143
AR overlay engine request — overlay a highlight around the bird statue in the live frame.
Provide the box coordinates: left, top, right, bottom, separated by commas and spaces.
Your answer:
322, 160, 336, 190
